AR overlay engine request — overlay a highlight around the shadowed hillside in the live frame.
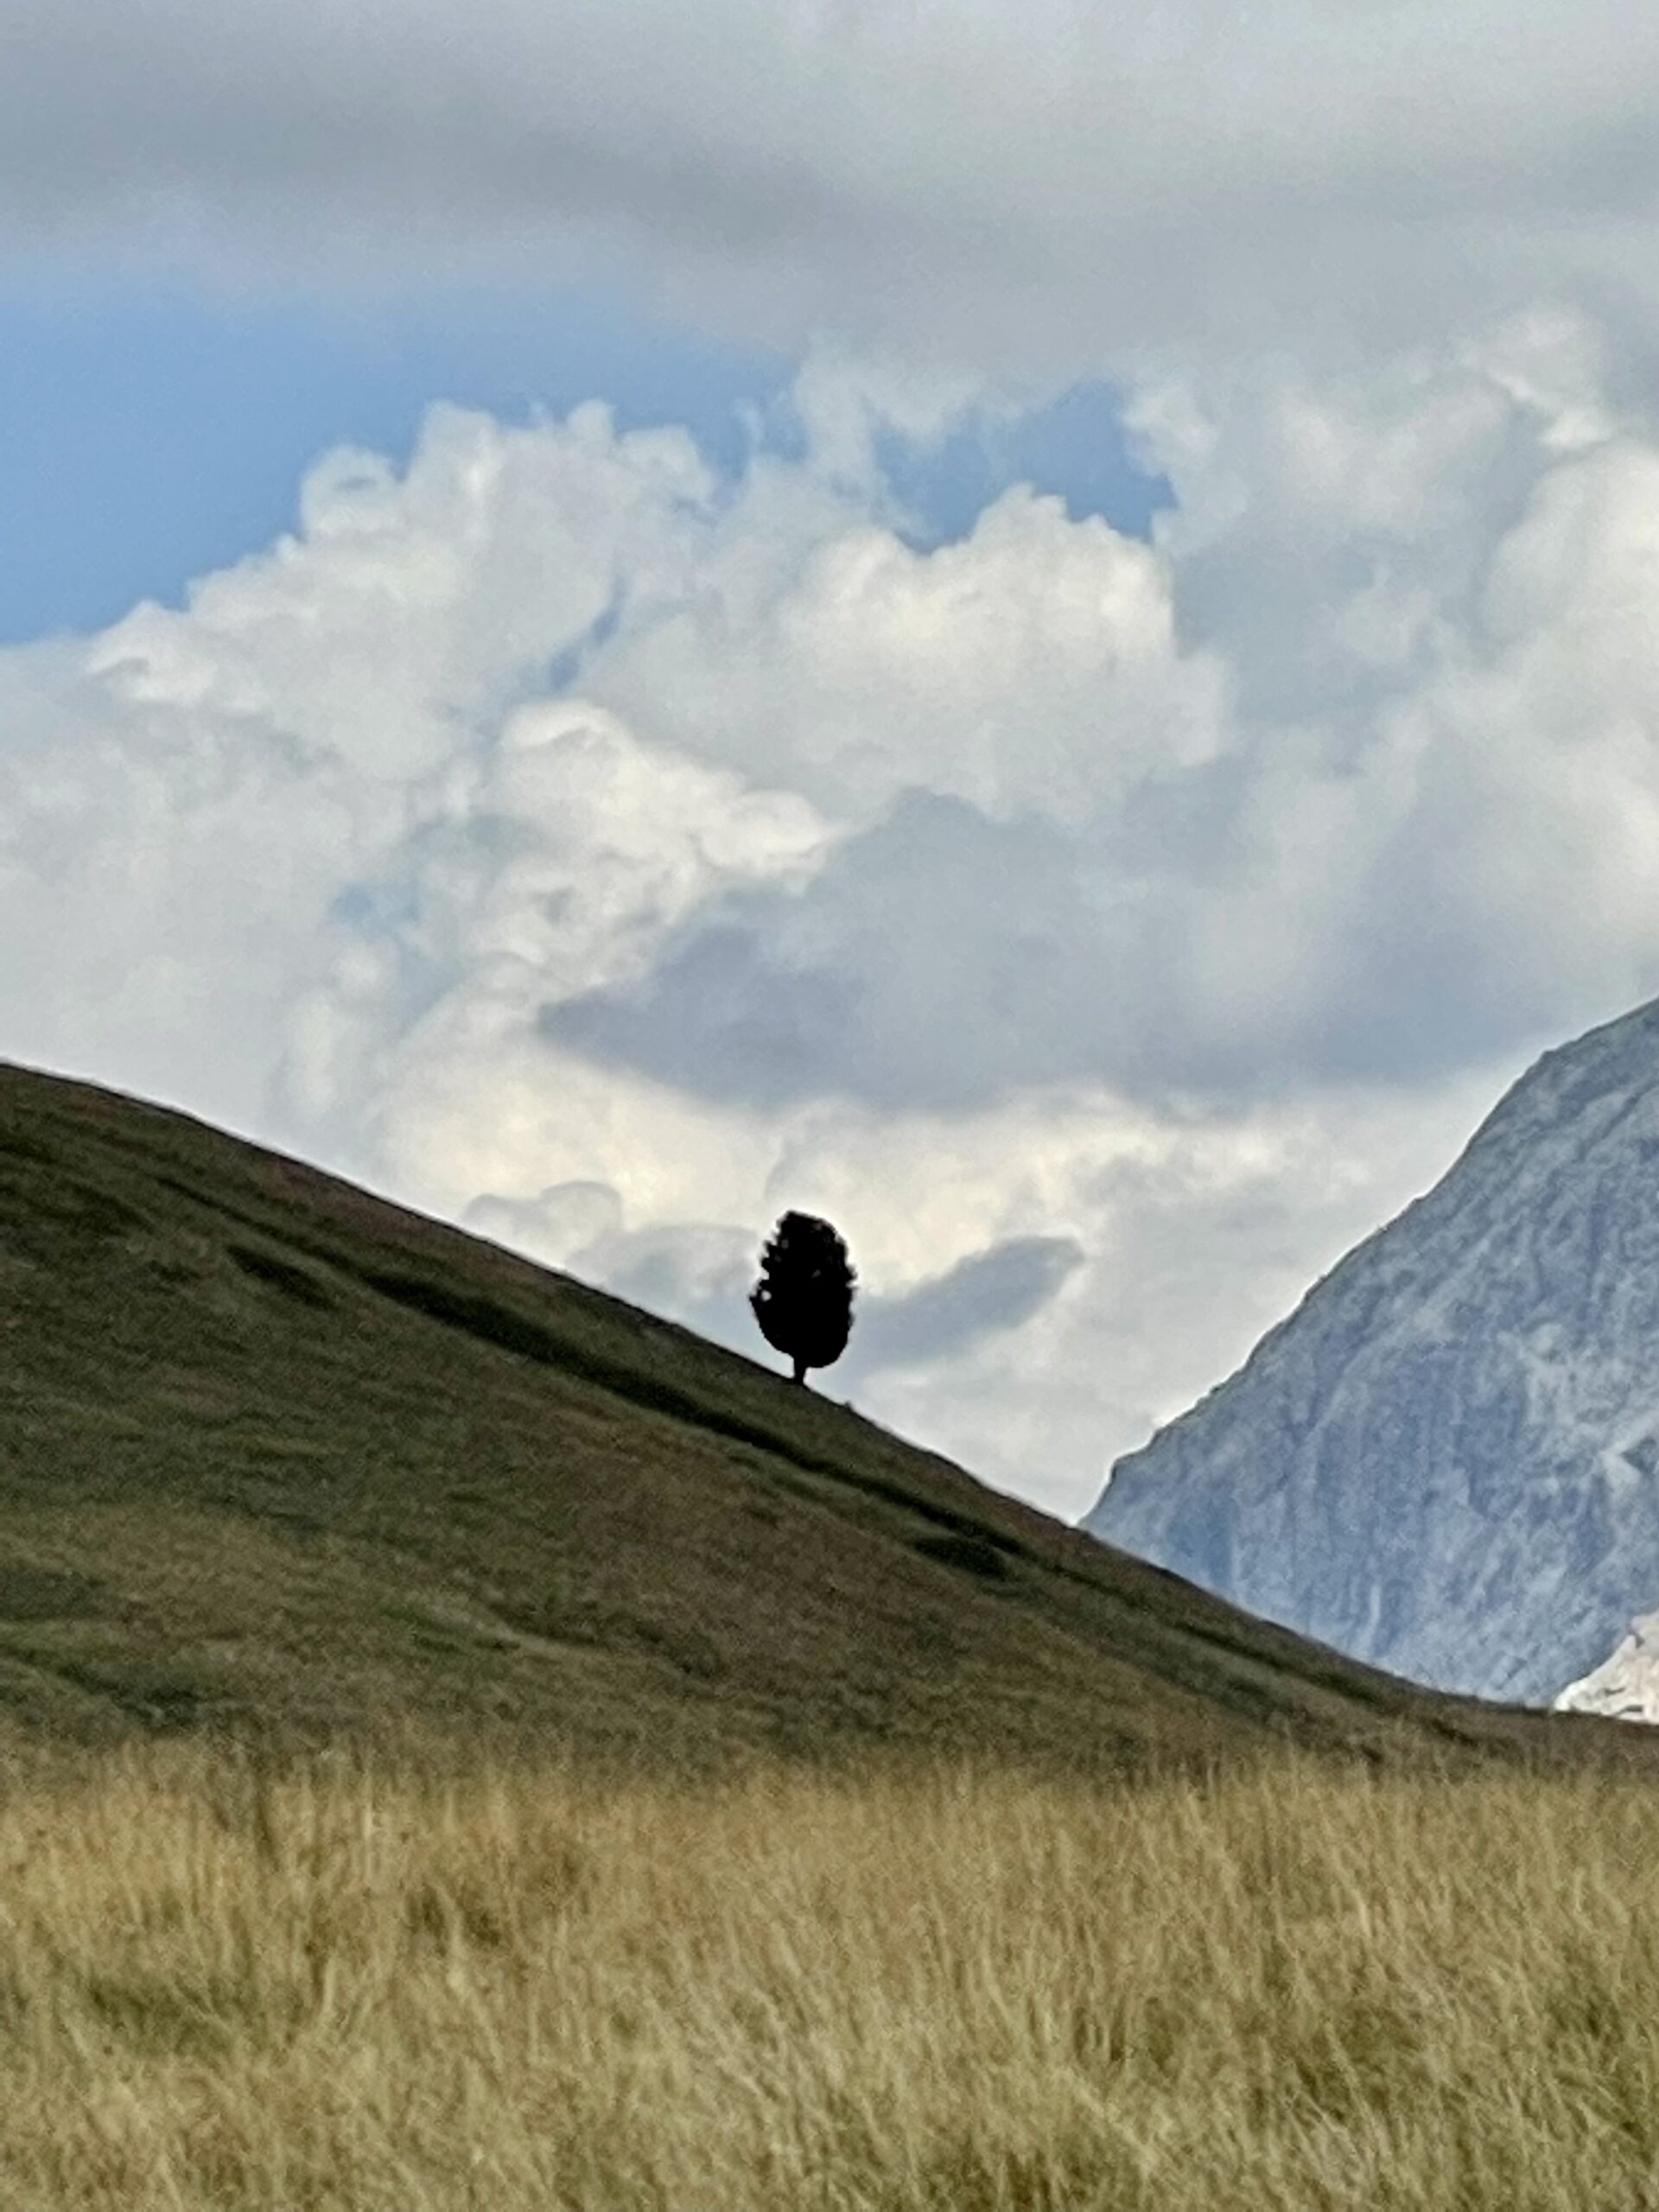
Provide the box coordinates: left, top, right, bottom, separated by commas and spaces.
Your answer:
0, 1061, 1648, 1774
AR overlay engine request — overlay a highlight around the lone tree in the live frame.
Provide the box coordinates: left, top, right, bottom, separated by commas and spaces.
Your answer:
750, 1212, 856, 1386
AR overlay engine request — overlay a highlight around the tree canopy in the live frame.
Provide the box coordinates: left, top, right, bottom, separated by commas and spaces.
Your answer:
750, 1212, 856, 1386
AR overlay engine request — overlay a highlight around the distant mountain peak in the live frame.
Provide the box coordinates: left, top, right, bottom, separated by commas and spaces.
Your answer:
1087, 994, 1659, 1706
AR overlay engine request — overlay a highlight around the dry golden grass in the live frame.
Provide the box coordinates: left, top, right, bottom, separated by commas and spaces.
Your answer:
3, 1750, 1659, 2208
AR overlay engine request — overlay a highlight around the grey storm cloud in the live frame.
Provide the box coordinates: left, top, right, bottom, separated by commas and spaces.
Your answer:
839, 1234, 1085, 1383
10, 1, 1659, 365
544, 793, 1109, 1112
543, 783, 1585, 1115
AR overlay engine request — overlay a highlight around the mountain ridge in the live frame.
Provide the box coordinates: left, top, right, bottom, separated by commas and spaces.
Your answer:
1089, 994, 1659, 1705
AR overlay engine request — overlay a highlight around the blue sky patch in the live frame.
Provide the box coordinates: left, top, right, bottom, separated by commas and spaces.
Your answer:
0, 274, 1167, 645
877, 382, 1171, 550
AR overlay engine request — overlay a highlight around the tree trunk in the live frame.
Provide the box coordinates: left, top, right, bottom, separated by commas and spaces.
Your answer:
791, 1355, 809, 1385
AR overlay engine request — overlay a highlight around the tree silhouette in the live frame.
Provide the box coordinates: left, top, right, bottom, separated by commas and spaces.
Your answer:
750, 1212, 856, 1386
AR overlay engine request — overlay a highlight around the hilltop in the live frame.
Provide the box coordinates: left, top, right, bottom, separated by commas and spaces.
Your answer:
0, 1061, 1641, 1772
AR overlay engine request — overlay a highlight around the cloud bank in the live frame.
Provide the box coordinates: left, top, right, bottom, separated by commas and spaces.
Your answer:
10, 308, 1659, 1511
9, 2, 1659, 369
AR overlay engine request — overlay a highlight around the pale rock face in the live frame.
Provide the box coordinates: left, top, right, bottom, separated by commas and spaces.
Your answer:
1554, 1614, 1659, 1723
1086, 996, 1659, 1706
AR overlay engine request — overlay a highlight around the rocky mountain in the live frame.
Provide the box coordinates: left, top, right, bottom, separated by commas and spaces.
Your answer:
1087, 996, 1659, 1707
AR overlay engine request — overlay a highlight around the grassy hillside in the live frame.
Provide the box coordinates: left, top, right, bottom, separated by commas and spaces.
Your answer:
0, 1060, 1644, 1772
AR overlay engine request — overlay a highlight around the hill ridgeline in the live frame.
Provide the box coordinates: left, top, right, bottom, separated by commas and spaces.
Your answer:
0, 1059, 1642, 1772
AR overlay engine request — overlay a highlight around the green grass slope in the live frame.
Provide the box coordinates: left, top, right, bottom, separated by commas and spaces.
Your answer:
0, 1062, 1646, 1774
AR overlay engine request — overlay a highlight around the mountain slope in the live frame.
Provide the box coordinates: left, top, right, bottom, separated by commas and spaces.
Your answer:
1089, 996, 1659, 1706
0, 1060, 1642, 1771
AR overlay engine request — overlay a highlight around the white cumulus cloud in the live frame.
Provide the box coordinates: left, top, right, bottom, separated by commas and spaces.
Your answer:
11, 324, 1659, 1516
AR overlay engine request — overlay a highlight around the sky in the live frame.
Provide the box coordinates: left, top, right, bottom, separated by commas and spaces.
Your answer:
9, 3, 1659, 1518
